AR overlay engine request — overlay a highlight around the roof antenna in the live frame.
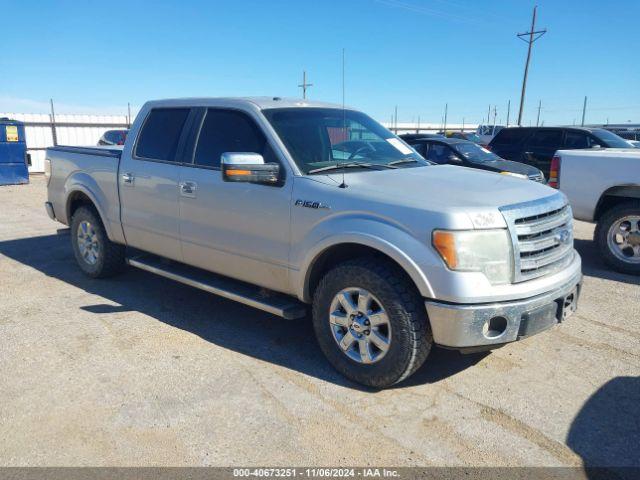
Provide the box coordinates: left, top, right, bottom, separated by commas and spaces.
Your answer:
339, 47, 348, 189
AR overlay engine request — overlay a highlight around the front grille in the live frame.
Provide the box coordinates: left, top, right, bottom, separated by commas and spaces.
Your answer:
501, 196, 575, 282
528, 172, 545, 183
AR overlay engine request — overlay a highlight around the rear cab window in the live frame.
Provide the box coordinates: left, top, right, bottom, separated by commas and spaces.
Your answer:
135, 108, 191, 161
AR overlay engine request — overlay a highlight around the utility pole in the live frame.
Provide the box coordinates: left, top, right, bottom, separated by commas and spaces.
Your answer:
487, 105, 491, 124
581, 96, 588, 126
417, 115, 420, 133
506, 100, 511, 126
492, 106, 498, 127
394, 105, 398, 133
443, 103, 448, 133
462, 117, 465, 132
298, 70, 313, 99
49, 98, 58, 146
517, 6, 547, 126
127, 102, 131, 127
536, 100, 542, 126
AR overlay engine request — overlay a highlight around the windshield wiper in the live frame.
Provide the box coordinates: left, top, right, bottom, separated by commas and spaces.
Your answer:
388, 158, 421, 166
307, 162, 396, 174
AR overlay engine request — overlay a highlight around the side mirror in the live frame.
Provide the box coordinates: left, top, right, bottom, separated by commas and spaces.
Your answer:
591, 144, 602, 149
221, 152, 280, 184
448, 153, 462, 163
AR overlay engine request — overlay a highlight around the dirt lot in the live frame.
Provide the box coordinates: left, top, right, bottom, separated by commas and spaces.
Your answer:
1, 176, 638, 468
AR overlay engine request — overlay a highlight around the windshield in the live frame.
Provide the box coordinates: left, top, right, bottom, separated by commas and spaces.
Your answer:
262, 108, 428, 174
452, 142, 501, 163
591, 129, 634, 148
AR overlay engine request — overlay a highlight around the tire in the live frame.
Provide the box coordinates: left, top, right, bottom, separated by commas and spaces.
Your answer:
312, 257, 432, 388
70, 205, 126, 278
594, 200, 640, 275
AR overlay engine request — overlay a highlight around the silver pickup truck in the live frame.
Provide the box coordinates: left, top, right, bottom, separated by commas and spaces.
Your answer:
44, 97, 582, 387
551, 148, 640, 274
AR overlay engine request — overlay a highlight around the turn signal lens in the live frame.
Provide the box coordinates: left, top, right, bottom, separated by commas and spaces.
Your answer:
433, 231, 458, 269
548, 155, 560, 188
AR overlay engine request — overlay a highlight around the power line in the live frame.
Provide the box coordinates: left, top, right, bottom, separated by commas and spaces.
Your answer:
516, 5, 547, 126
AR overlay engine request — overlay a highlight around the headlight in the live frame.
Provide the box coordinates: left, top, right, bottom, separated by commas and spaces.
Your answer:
432, 229, 513, 285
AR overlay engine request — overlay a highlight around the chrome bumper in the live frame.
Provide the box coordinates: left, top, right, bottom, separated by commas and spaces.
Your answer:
425, 270, 582, 348
44, 201, 56, 220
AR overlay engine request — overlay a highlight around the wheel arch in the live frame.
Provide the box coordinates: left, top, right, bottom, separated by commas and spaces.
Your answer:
64, 185, 113, 240
300, 236, 436, 303
594, 185, 640, 221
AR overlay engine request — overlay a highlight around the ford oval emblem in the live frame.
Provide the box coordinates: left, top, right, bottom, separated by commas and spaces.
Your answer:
555, 228, 571, 244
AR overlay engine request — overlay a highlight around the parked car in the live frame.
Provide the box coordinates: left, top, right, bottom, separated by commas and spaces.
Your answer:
398, 133, 444, 141
476, 125, 505, 144
445, 131, 486, 146
404, 137, 545, 182
550, 148, 640, 274
488, 127, 633, 178
98, 129, 128, 146
44, 97, 581, 388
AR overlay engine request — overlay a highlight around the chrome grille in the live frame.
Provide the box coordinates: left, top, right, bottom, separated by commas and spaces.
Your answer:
527, 172, 545, 183
501, 195, 575, 282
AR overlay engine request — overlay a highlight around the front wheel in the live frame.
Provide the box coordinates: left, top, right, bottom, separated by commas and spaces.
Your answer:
595, 201, 640, 275
312, 258, 432, 388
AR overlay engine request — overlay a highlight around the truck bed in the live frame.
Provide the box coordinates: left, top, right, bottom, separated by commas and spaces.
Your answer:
46, 145, 123, 236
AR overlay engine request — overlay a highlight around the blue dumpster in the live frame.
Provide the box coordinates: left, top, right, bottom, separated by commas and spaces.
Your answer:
0, 117, 29, 185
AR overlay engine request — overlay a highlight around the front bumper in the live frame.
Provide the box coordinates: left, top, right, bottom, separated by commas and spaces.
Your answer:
425, 270, 582, 348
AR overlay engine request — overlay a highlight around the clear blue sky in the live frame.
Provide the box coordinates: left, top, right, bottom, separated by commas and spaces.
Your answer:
1, 0, 638, 126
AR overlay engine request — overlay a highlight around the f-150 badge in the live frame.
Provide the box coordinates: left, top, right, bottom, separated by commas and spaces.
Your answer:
295, 199, 330, 210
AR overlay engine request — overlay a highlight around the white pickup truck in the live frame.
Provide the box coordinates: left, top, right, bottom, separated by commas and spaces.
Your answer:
551, 148, 640, 274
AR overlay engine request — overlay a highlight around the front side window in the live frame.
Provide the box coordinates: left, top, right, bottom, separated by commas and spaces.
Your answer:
194, 110, 267, 168
135, 108, 190, 161
425, 143, 453, 164
262, 108, 427, 174
564, 131, 590, 149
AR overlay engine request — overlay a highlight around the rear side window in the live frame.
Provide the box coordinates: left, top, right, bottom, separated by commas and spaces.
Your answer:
527, 130, 563, 148
492, 128, 528, 144
135, 108, 190, 161
193, 109, 266, 168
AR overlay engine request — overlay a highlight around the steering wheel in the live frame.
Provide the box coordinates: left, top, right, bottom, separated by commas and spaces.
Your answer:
348, 143, 375, 160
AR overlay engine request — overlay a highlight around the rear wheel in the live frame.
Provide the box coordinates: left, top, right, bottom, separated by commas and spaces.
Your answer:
312, 257, 432, 388
595, 201, 640, 275
70, 206, 125, 278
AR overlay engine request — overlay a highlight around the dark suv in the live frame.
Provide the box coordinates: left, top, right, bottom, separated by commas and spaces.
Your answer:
488, 127, 631, 177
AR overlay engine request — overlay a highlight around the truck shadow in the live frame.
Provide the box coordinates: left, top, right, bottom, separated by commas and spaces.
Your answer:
0, 233, 484, 391
574, 239, 640, 286
567, 376, 640, 478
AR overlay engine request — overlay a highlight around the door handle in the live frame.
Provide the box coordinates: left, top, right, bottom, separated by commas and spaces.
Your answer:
122, 172, 134, 185
179, 181, 197, 198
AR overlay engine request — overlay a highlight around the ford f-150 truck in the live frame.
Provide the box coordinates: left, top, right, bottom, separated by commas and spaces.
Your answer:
550, 148, 640, 275
44, 97, 582, 388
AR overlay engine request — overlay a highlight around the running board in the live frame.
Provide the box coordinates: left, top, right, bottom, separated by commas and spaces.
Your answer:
126, 254, 307, 320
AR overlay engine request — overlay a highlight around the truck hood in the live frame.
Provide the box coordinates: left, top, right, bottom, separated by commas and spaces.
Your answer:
325, 165, 558, 210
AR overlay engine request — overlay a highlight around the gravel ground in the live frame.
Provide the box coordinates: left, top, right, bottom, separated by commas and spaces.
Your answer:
0, 176, 638, 468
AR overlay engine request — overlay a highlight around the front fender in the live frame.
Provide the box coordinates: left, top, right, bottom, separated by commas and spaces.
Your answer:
293, 215, 442, 302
